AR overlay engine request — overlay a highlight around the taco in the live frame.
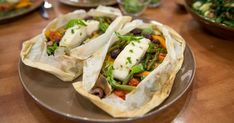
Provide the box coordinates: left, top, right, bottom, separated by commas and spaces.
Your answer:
20, 6, 132, 81
73, 19, 186, 117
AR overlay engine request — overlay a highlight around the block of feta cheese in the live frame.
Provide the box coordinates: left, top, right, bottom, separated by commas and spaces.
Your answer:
86, 20, 99, 36
59, 25, 87, 49
113, 38, 150, 81
59, 20, 99, 49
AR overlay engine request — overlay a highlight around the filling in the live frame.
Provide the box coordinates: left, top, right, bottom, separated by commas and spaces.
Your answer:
91, 26, 167, 100
45, 16, 113, 56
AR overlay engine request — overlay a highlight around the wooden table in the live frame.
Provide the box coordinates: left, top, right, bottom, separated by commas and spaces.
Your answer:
0, 0, 233, 123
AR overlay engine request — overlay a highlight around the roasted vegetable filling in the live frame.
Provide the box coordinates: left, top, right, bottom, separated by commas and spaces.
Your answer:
45, 16, 113, 56
93, 26, 167, 100
192, 0, 234, 27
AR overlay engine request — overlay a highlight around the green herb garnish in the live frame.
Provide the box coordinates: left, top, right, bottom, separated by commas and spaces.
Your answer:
129, 49, 133, 53
71, 29, 74, 34
127, 57, 132, 64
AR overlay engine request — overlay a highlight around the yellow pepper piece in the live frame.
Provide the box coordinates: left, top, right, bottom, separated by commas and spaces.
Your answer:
135, 71, 150, 77
152, 35, 166, 48
107, 54, 114, 63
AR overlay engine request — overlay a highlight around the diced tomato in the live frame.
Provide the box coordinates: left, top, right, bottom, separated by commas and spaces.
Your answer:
48, 31, 62, 42
113, 90, 126, 100
159, 53, 166, 61
128, 78, 140, 87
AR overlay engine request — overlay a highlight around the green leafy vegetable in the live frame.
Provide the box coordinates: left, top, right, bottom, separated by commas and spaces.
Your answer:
47, 43, 58, 56
66, 19, 87, 29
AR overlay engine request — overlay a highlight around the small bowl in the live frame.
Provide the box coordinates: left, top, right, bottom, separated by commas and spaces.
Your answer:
185, 0, 234, 40
117, 0, 150, 16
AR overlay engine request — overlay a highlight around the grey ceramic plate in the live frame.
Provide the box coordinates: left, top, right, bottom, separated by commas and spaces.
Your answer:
59, 0, 117, 7
18, 42, 195, 122
0, 0, 43, 24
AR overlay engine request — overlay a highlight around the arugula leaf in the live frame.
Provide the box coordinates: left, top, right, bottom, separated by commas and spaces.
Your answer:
95, 17, 111, 33
131, 64, 145, 74
99, 21, 109, 33
66, 19, 87, 29
115, 32, 143, 43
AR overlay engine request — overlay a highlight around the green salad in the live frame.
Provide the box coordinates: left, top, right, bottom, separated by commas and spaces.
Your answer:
123, 0, 144, 13
192, 0, 234, 27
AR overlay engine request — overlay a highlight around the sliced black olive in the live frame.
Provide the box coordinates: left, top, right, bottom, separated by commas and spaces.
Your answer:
84, 16, 94, 21
131, 28, 142, 35
90, 87, 104, 98
152, 39, 160, 44
111, 49, 121, 59
143, 33, 152, 40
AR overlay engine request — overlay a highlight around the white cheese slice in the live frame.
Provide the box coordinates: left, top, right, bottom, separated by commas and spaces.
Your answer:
86, 20, 99, 36
60, 25, 87, 49
113, 38, 150, 81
